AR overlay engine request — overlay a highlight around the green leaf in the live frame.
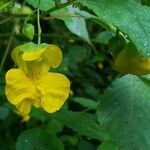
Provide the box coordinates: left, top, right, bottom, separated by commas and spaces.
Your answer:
26, 0, 55, 11
0, 106, 9, 120
141, 0, 150, 6
127, 0, 141, 5
64, 6, 90, 43
97, 75, 150, 150
54, 110, 106, 141
77, 139, 95, 150
30, 107, 49, 121
46, 119, 63, 135
98, 141, 119, 150
108, 34, 126, 58
78, 0, 150, 57
0, 0, 12, 10
16, 128, 64, 150
11, 6, 33, 15
94, 30, 114, 45
72, 97, 97, 110
61, 135, 78, 146
52, 2, 90, 43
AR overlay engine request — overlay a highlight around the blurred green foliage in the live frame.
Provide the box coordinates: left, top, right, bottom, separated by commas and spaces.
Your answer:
0, 0, 150, 150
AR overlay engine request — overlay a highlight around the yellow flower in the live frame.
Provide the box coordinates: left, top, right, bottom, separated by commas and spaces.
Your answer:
5, 42, 70, 118
113, 43, 150, 75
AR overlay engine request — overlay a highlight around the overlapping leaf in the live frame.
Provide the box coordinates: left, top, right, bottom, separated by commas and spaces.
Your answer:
26, 0, 55, 11
54, 110, 107, 141
78, 0, 150, 57
97, 75, 150, 150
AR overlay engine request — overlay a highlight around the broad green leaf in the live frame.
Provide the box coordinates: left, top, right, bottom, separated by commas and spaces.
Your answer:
78, 0, 150, 57
53, 110, 106, 141
0, 0, 12, 10
77, 139, 96, 150
30, 107, 49, 121
97, 75, 150, 150
72, 97, 97, 110
46, 119, 63, 135
61, 135, 78, 146
51, 1, 90, 43
128, 0, 141, 5
98, 141, 119, 150
94, 31, 114, 45
26, 0, 55, 11
64, 5, 90, 43
16, 128, 64, 150
108, 34, 126, 58
83, 83, 102, 99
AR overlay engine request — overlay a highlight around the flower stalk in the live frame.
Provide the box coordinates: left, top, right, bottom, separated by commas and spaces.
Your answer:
37, 8, 41, 46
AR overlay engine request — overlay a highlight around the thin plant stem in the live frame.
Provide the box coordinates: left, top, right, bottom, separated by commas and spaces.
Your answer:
46, 0, 77, 13
24, 9, 37, 25
0, 0, 27, 72
0, 20, 17, 72
0, 16, 13, 25
37, 8, 41, 46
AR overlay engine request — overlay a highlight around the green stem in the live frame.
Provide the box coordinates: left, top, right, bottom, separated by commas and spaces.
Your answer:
0, 20, 17, 72
37, 8, 41, 45
24, 9, 37, 25
0, 16, 13, 25
46, 0, 77, 13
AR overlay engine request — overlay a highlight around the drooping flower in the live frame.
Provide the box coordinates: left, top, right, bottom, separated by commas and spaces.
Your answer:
5, 42, 70, 119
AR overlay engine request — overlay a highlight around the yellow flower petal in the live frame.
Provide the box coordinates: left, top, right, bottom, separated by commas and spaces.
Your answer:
15, 110, 30, 122
11, 42, 37, 65
114, 43, 150, 75
16, 99, 32, 114
5, 69, 37, 105
37, 72, 70, 113
11, 47, 28, 74
22, 44, 63, 77
22, 48, 45, 61
44, 44, 62, 68
11, 43, 62, 77
22, 114, 30, 122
